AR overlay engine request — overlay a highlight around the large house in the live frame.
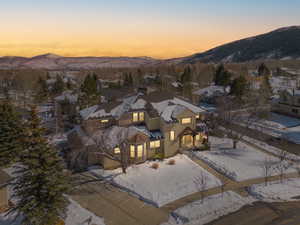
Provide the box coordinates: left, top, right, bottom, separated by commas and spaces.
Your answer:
67, 91, 208, 170
272, 89, 300, 118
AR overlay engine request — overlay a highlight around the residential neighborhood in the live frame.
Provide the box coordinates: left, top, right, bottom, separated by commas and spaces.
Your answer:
1, 1, 300, 225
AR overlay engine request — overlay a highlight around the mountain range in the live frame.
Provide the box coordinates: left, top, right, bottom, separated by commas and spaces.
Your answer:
0, 26, 299, 70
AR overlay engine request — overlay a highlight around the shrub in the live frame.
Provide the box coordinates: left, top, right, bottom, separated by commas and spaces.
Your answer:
168, 159, 176, 165
153, 152, 164, 161
151, 163, 159, 169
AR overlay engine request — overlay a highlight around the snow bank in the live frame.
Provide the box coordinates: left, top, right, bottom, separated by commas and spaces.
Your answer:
162, 191, 255, 225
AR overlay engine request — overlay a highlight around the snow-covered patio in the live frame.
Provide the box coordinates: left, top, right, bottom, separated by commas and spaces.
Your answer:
162, 191, 255, 225
89, 154, 221, 207
195, 140, 296, 181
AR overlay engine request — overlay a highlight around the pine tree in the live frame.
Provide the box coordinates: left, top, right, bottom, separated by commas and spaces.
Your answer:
258, 63, 270, 77
12, 107, 69, 225
0, 100, 24, 167
52, 75, 65, 95
79, 73, 100, 108
230, 75, 249, 99
214, 64, 232, 87
35, 76, 49, 103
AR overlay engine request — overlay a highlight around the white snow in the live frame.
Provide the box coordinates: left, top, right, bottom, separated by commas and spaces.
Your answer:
193, 85, 230, 97
0, 198, 106, 225
89, 154, 221, 207
55, 91, 78, 103
162, 191, 255, 225
195, 141, 296, 181
131, 98, 147, 110
160, 105, 186, 122
238, 112, 300, 144
249, 178, 300, 202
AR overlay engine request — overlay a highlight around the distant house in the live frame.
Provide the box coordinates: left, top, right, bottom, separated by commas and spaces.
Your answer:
192, 85, 230, 104
67, 91, 208, 170
272, 89, 300, 118
0, 170, 10, 212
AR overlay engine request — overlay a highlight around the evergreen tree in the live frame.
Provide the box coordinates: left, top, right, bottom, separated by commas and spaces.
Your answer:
35, 76, 49, 103
12, 107, 69, 225
230, 76, 249, 99
181, 66, 192, 83
214, 64, 232, 86
258, 63, 270, 77
79, 73, 100, 108
52, 75, 65, 95
0, 100, 24, 167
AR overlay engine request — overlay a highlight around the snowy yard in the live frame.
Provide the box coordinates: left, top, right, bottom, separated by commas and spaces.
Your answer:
249, 178, 300, 202
195, 141, 296, 181
161, 191, 255, 225
0, 197, 105, 225
239, 112, 300, 144
89, 155, 221, 207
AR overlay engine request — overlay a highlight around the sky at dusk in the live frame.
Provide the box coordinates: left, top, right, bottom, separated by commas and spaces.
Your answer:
1, 0, 300, 58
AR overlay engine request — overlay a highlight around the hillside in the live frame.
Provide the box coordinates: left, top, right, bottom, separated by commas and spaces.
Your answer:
182, 26, 300, 64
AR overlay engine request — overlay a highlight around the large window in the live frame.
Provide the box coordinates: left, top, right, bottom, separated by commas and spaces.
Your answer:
130, 145, 135, 158
139, 112, 145, 121
181, 118, 192, 124
150, 140, 160, 149
133, 113, 139, 122
170, 131, 175, 141
132, 112, 145, 122
137, 145, 144, 158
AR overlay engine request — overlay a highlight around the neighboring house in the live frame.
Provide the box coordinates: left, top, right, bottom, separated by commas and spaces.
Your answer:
55, 91, 79, 119
67, 91, 208, 170
0, 170, 10, 212
192, 85, 230, 104
272, 89, 300, 118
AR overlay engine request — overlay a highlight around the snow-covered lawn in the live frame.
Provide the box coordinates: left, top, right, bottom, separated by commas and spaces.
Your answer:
0, 197, 105, 225
89, 155, 221, 207
238, 112, 300, 144
195, 141, 296, 181
249, 178, 300, 202
162, 191, 255, 225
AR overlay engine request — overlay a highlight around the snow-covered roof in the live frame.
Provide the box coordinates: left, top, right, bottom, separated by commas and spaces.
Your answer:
286, 89, 300, 96
55, 91, 78, 103
80, 94, 146, 120
151, 97, 205, 122
193, 85, 230, 97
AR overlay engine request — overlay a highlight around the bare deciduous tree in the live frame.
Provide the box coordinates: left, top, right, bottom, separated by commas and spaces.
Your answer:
194, 172, 207, 203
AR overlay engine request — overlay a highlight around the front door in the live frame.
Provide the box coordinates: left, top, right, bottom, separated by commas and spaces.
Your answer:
181, 135, 194, 148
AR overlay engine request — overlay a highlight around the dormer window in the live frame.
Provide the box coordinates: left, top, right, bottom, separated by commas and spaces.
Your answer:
181, 118, 192, 124
132, 112, 145, 122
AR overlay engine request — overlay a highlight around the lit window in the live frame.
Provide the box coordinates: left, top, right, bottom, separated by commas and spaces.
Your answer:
195, 115, 200, 119
133, 113, 139, 122
130, 145, 135, 158
195, 134, 201, 141
114, 147, 120, 154
170, 131, 175, 141
137, 145, 143, 158
101, 119, 109, 123
181, 118, 192, 124
150, 140, 160, 148
139, 112, 145, 121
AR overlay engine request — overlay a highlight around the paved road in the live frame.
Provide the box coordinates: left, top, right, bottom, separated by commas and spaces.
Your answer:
208, 201, 300, 225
